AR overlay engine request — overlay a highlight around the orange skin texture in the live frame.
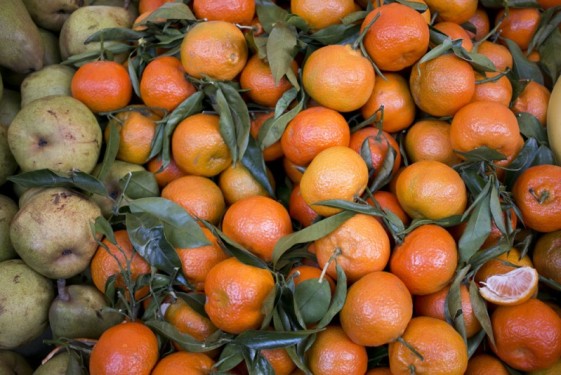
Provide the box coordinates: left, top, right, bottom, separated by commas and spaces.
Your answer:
360, 72, 416, 133
410, 53, 475, 117
348, 127, 402, 178
71, 60, 132, 113
300, 146, 369, 217
433, 21, 474, 51
192, 0, 255, 25
251, 112, 284, 162
450, 101, 524, 168
139, 56, 196, 113
466, 7, 491, 41
307, 325, 368, 375
90, 230, 151, 297
496, 7, 541, 51
465, 354, 509, 375
367, 190, 411, 228
175, 227, 229, 291
361, 3, 430, 72
89, 322, 158, 375
146, 156, 187, 189
221, 196, 293, 262
171, 113, 232, 177
395, 160, 467, 220
512, 81, 551, 126
152, 352, 215, 375
472, 72, 513, 107
240, 55, 297, 108
261, 348, 296, 375
490, 299, 561, 372
218, 163, 275, 205
414, 283, 481, 338
204, 257, 275, 334
161, 175, 226, 225
404, 119, 461, 167
512, 164, 561, 232
388, 316, 468, 375
340, 271, 413, 347
164, 296, 218, 343
281, 106, 351, 166
475, 248, 532, 284
302, 44, 375, 113
390, 224, 458, 296
424, 0, 478, 24
291, 0, 356, 31
476, 41, 513, 71
288, 184, 319, 228
315, 214, 391, 283
180, 21, 248, 81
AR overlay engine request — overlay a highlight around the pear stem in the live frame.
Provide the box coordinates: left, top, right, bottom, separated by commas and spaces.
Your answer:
57, 279, 70, 302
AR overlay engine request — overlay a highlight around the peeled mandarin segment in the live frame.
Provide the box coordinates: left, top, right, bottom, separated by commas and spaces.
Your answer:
479, 266, 538, 306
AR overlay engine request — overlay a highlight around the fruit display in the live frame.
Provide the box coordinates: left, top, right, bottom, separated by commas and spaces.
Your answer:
1, 0, 561, 374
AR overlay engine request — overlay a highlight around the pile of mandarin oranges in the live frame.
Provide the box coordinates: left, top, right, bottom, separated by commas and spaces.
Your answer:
8, 0, 561, 373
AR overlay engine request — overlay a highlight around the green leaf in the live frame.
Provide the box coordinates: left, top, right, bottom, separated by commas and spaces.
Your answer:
256, 1, 291, 34
246, 350, 275, 375
462, 50, 497, 73
479, 0, 539, 7
141, 2, 196, 22
207, 224, 270, 269
161, 91, 205, 168
469, 280, 495, 347
215, 343, 245, 372
92, 216, 116, 244
119, 171, 159, 199
537, 28, 561, 84
128, 197, 209, 248
266, 22, 298, 86
528, 6, 561, 54
274, 88, 298, 119
125, 212, 182, 274
8, 169, 107, 196
146, 320, 231, 352
454, 146, 507, 162
311, 200, 383, 217
517, 112, 548, 145
294, 278, 331, 325
370, 146, 396, 192
467, 329, 487, 358
259, 92, 305, 149
504, 38, 544, 85
398, 215, 463, 236
304, 23, 361, 45
503, 138, 539, 189
232, 330, 317, 350
459, 194, 492, 264
96, 120, 120, 182
241, 136, 275, 197
85, 28, 147, 43
317, 263, 347, 328
66, 352, 86, 375
272, 211, 355, 266
489, 184, 507, 238
446, 266, 471, 343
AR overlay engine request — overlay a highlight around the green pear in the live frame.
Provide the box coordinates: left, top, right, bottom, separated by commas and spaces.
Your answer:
20, 65, 75, 107
0, 259, 54, 349
39, 28, 62, 66
0, 195, 18, 262
32, 351, 70, 375
0, 127, 18, 186
49, 282, 122, 339
0, 89, 21, 128
0, 0, 44, 73
59, 6, 133, 61
8, 95, 102, 174
85, 0, 139, 21
22, 0, 81, 32
0, 350, 33, 375
10, 187, 102, 279
91, 160, 146, 217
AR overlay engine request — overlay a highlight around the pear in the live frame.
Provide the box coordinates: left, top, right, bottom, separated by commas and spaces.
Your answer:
0, 0, 44, 73
0, 89, 21, 128
10, 187, 102, 279
39, 28, 62, 66
85, 0, 139, 21
49, 281, 122, 339
22, 0, 81, 32
91, 160, 147, 217
8, 95, 102, 174
32, 351, 70, 375
0, 127, 18, 186
20, 65, 75, 107
0, 195, 18, 262
0, 350, 33, 375
0, 259, 55, 349
59, 5, 133, 61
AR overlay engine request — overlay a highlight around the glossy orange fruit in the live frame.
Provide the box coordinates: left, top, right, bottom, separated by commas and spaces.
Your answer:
218, 163, 274, 205
476, 40, 513, 71
291, 0, 356, 31
424, 0, 478, 24
495, 7, 541, 50
221, 195, 293, 262
360, 2, 430, 72
404, 119, 460, 166
433, 21, 474, 51
89, 321, 158, 375
250, 112, 284, 162
512, 80, 551, 126
71, 60, 132, 113
474, 247, 533, 284
192, 0, 255, 25
164, 296, 218, 343
367, 190, 411, 228
471, 72, 513, 107
261, 348, 296, 375
533, 230, 561, 284
466, 7, 491, 41
152, 351, 215, 375
204, 257, 275, 334
138, 0, 176, 14
146, 156, 187, 188
340, 271, 413, 346
464, 353, 509, 375
288, 184, 319, 228
348, 127, 402, 178
287, 264, 335, 293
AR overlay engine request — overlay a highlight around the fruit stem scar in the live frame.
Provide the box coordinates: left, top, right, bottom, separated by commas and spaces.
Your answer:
38, 138, 48, 146
529, 188, 549, 204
